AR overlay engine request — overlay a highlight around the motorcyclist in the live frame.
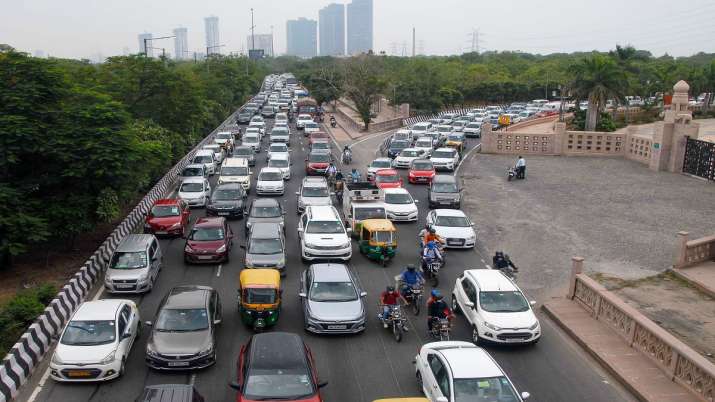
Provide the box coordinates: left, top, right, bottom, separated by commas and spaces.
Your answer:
493, 251, 518, 273
379, 285, 406, 328
422, 240, 444, 266
398, 264, 424, 302
326, 163, 337, 182
342, 145, 352, 163
427, 290, 452, 331
423, 227, 444, 247
351, 168, 361, 183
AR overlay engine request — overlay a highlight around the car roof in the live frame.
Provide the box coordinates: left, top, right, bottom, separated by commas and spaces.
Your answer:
303, 177, 328, 186
195, 149, 213, 156
181, 177, 205, 184
183, 164, 205, 169
400, 148, 421, 152
194, 216, 225, 228
164, 286, 212, 309
415, 137, 432, 143
138, 384, 196, 402
117, 234, 154, 252
307, 205, 340, 220
434, 209, 467, 217
252, 198, 280, 207
310, 263, 351, 282
383, 188, 409, 195
73, 299, 124, 321
432, 175, 456, 183
270, 153, 289, 160
372, 158, 392, 164
215, 182, 242, 191
249, 332, 309, 372
260, 167, 283, 174
424, 342, 504, 378
376, 169, 398, 175
465, 269, 518, 292
250, 222, 282, 238
155, 199, 179, 206
433, 147, 456, 153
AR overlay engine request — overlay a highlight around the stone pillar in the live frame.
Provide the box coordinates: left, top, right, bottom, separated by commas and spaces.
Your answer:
674, 231, 689, 269
554, 122, 567, 155
650, 121, 673, 171
669, 122, 699, 173
481, 123, 495, 153
568, 256, 584, 298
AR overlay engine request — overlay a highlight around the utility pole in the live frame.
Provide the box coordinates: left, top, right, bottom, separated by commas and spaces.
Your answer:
144, 35, 175, 57
545, 71, 549, 100
250, 8, 255, 51
412, 27, 416, 57
270, 25, 274, 57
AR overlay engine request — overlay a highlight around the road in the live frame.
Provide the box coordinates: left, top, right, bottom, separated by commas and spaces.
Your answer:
19, 116, 635, 402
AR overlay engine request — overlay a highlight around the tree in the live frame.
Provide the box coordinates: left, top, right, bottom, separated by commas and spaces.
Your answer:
342, 55, 386, 130
569, 54, 627, 131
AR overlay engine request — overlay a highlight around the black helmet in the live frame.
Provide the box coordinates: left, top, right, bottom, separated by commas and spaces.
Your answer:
495, 251, 504, 257
429, 227, 436, 234
406, 264, 416, 271
386, 285, 395, 292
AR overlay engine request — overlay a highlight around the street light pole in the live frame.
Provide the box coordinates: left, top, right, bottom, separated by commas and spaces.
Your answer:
251, 8, 255, 51
144, 35, 175, 57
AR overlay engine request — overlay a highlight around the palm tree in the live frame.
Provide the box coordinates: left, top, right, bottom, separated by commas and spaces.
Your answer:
569, 54, 627, 131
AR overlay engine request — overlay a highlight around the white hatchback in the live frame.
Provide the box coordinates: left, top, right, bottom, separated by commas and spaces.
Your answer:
296, 113, 313, 129
425, 209, 476, 248
178, 177, 211, 208
267, 153, 291, 180
256, 167, 285, 195
383, 188, 418, 222
50, 300, 140, 382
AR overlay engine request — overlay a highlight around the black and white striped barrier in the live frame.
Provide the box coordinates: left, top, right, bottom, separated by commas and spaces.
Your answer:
0, 104, 249, 402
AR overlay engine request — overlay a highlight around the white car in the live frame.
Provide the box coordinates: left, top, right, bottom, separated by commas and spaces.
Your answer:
178, 177, 211, 208
298, 205, 352, 261
304, 121, 320, 135
451, 120, 467, 132
50, 300, 140, 382
202, 144, 225, 164
267, 143, 290, 161
245, 126, 263, 141
242, 133, 261, 153
367, 158, 393, 180
425, 209, 476, 248
383, 188, 418, 222
414, 341, 530, 402
256, 167, 285, 195
430, 148, 460, 171
463, 122, 482, 137
413, 137, 434, 157
296, 113, 313, 129
393, 148, 428, 169
273, 120, 289, 129
452, 269, 541, 345
192, 150, 216, 175
434, 125, 453, 140
296, 176, 332, 213
267, 152, 291, 180
275, 112, 288, 123
270, 126, 290, 144
213, 131, 235, 149
248, 120, 265, 135
410, 122, 433, 137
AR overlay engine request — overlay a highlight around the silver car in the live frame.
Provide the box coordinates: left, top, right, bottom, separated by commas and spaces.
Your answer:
299, 263, 367, 334
104, 234, 162, 293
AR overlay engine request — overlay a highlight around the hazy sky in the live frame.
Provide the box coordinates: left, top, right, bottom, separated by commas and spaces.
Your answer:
2, 0, 714, 60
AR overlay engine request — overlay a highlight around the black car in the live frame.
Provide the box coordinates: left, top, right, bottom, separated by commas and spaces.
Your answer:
233, 146, 256, 166
387, 139, 410, 158
207, 183, 247, 218
237, 112, 253, 124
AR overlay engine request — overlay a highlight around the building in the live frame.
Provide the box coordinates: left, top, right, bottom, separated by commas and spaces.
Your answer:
286, 18, 317, 58
173, 27, 188, 60
138, 33, 153, 57
319, 3, 345, 56
347, 0, 373, 55
204, 16, 220, 55
247, 33, 273, 57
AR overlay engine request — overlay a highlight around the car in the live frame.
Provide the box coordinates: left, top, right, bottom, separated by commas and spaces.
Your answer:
296, 176, 332, 214
144, 198, 190, 237
229, 332, 327, 402
145, 286, 221, 370
242, 133, 261, 153
202, 144, 225, 165
207, 183, 247, 218
310, 139, 331, 153
308, 131, 329, 145
268, 152, 291, 180
245, 198, 285, 235
256, 167, 285, 196
267, 142, 290, 161
387, 139, 411, 158
273, 120, 289, 130
50, 299, 140, 382
237, 111, 253, 124
299, 263, 367, 334
296, 113, 313, 129
305, 151, 332, 176
183, 217, 233, 263
192, 150, 216, 175
392, 129, 414, 144
429, 148, 460, 172
425, 209, 475, 249
270, 126, 290, 144
463, 122, 482, 138
408, 159, 436, 184
441, 113, 458, 124
249, 115, 265, 128
304, 121, 320, 135
261, 105, 277, 118
428, 175, 461, 208
413, 137, 434, 157
105, 234, 162, 293
136, 384, 206, 402
245, 126, 263, 141
298, 205, 352, 262
178, 177, 211, 208
214, 131, 235, 151
179, 163, 208, 181
233, 145, 256, 166
452, 269, 540, 345
410, 122, 433, 137
244, 222, 286, 273
423, 132, 444, 148
393, 148, 428, 169
414, 341, 530, 402
450, 120, 467, 133
444, 132, 465, 153
367, 158, 394, 181
275, 112, 289, 124
383, 188, 418, 222
218, 157, 252, 191
374, 169, 403, 189
434, 125, 453, 140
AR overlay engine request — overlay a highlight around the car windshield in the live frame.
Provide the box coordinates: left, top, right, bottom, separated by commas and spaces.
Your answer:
259, 172, 283, 181
221, 166, 248, 176
385, 193, 413, 204
216, 133, 232, 140
272, 129, 288, 135
182, 167, 203, 177
377, 173, 399, 183
432, 182, 458, 193
270, 145, 288, 152
252, 205, 281, 218
243, 288, 276, 304
412, 161, 433, 170
305, 122, 318, 129
312, 143, 329, 150
435, 215, 470, 227
111, 252, 147, 270
391, 141, 409, 149
306, 221, 344, 234
244, 135, 259, 143
61, 320, 116, 346
480, 291, 530, 313
453, 377, 520, 402
371, 160, 392, 168
213, 189, 242, 201
437, 126, 451, 132
467, 123, 481, 128
374, 230, 394, 243
269, 159, 289, 168
155, 308, 209, 332
309, 153, 330, 163
416, 140, 432, 148
310, 281, 357, 302
244, 370, 313, 400
432, 150, 455, 159
354, 207, 386, 220
189, 227, 225, 241
180, 182, 204, 192
401, 150, 421, 157
151, 205, 180, 217
249, 238, 283, 255
448, 134, 464, 140
234, 148, 252, 156
303, 186, 329, 197
194, 155, 212, 164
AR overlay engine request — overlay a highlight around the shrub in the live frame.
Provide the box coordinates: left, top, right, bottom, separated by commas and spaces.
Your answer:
0, 283, 57, 357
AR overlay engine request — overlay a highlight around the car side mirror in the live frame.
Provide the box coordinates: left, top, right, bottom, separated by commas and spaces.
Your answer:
213, 318, 222, 325
295, 192, 300, 196
239, 244, 246, 249
521, 391, 531, 399
317, 380, 328, 388
360, 291, 367, 297
530, 300, 537, 306
122, 331, 132, 339
145, 321, 153, 326
298, 292, 307, 298
228, 381, 242, 391
414, 199, 419, 203
465, 301, 475, 309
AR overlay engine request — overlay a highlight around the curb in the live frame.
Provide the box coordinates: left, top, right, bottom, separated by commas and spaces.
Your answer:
668, 267, 715, 299
541, 302, 650, 402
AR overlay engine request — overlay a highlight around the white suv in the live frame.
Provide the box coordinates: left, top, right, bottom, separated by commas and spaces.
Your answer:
451, 269, 540, 345
298, 205, 351, 262
296, 177, 332, 214
414, 341, 530, 402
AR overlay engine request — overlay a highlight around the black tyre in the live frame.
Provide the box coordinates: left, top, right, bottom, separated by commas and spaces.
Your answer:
393, 322, 402, 342
412, 296, 421, 316
472, 326, 484, 345
451, 295, 461, 314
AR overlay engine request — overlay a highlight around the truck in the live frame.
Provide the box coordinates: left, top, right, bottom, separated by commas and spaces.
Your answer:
342, 182, 387, 237
297, 97, 319, 118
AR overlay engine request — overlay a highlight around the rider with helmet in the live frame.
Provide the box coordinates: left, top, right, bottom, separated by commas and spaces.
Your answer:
350, 168, 360, 183
426, 290, 452, 331
422, 240, 444, 266
379, 285, 406, 328
493, 251, 518, 273
398, 264, 424, 302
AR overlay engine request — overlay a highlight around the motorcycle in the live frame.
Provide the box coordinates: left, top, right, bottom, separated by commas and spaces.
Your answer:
341, 149, 352, 165
498, 265, 518, 281
420, 253, 443, 287
507, 165, 525, 181
429, 317, 451, 341
379, 305, 408, 342
401, 284, 423, 316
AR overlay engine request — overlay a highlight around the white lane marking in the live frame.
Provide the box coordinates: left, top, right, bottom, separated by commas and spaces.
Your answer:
486, 264, 492, 269
92, 285, 104, 301
216, 264, 222, 277
480, 259, 485, 263
455, 143, 481, 174
26, 367, 51, 402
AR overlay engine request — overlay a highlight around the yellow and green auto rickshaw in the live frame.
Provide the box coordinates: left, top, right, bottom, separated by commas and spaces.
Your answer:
238, 269, 281, 331
358, 219, 397, 266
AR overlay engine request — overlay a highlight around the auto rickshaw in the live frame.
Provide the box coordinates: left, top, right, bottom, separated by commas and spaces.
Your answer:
358, 219, 397, 266
238, 269, 281, 331
445, 132, 466, 153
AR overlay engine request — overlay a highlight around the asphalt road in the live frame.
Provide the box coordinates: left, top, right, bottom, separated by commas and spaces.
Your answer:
21, 118, 635, 402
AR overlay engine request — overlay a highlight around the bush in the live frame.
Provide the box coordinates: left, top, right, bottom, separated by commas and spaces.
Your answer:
0, 283, 57, 357
569, 109, 617, 132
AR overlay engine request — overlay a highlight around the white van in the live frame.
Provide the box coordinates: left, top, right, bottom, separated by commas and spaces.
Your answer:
192, 150, 216, 175
218, 157, 252, 191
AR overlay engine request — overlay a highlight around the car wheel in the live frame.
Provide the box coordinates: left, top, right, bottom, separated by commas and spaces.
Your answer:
451, 295, 461, 314
119, 357, 126, 378
472, 326, 484, 345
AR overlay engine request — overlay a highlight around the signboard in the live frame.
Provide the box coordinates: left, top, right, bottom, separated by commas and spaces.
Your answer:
498, 115, 511, 126
248, 49, 264, 60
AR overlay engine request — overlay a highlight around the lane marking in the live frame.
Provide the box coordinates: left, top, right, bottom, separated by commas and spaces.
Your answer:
26, 368, 50, 402
486, 264, 492, 269
216, 264, 222, 277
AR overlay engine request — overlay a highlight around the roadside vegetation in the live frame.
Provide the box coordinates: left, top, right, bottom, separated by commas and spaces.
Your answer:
0, 284, 56, 356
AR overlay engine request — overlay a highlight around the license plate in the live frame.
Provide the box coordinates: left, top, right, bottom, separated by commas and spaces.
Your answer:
115, 284, 134, 289
448, 240, 462, 245
197, 256, 213, 260
218, 212, 230, 216
67, 370, 92, 377
168, 361, 190, 367
155, 231, 167, 235
505, 337, 523, 343
327, 325, 347, 330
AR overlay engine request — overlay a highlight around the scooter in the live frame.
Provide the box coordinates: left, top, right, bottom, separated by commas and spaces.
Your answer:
507, 166, 525, 181
420, 255, 443, 287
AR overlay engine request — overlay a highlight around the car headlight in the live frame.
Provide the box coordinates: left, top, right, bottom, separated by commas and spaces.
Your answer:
468, 234, 476, 241
100, 350, 116, 365
305, 242, 318, 249
276, 258, 285, 268
104, 275, 112, 285
184, 244, 193, 252
138, 272, 149, 283
51, 352, 63, 365
146, 346, 159, 357
341, 241, 351, 249
216, 244, 227, 253
198, 344, 214, 357
169, 222, 182, 229
484, 322, 501, 331
529, 321, 540, 331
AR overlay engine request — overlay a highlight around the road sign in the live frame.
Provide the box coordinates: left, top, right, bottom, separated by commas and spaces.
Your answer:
498, 115, 511, 126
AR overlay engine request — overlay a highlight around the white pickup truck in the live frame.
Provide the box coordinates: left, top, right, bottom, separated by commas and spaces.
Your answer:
342, 182, 387, 237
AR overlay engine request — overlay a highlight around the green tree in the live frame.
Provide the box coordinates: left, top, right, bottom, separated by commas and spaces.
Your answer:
569, 54, 627, 131
342, 55, 386, 130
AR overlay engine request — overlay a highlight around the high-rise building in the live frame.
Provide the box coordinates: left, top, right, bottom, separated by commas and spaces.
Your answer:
204, 16, 220, 55
319, 3, 345, 56
138, 33, 153, 57
173, 27, 188, 60
347, 0, 373, 55
247, 34, 274, 57
286, 18, 317, 58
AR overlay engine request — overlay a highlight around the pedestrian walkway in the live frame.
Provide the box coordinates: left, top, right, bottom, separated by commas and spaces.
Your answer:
543, 299, 700, 402
673, 260, 715, 298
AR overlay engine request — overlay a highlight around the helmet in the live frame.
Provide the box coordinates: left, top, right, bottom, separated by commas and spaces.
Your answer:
424, 224, 430, 230
386, 285, 395, 292
406, 264, 416, 271
429, 227, 436, 234
435, 294, 444, 301
431, 289, 441, 298
495, 251, 503, 257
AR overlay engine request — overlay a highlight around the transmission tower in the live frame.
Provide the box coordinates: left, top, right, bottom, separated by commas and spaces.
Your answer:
467, 28, 483, 53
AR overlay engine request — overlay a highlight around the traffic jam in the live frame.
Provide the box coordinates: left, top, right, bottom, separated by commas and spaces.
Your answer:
46, 73, 539, 402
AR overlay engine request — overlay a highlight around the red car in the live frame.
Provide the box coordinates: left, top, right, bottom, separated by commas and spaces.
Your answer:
144, 199, 190, 237
230, 332, 326, 402
308, 131, 329, 145
305, 151, 332, 176
374, 169, 403, 189
408, 159, 436, 184
184, 217, 233, 264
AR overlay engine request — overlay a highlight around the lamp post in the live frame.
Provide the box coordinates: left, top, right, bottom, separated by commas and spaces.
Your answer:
144, 35, 174, 57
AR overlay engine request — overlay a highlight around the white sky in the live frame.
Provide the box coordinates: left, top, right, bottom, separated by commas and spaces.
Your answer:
2, 0, 714, 60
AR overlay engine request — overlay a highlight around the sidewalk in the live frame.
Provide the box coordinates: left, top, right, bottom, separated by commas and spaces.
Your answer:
543, 298, 699, 402
672, 260, 715, 299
